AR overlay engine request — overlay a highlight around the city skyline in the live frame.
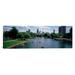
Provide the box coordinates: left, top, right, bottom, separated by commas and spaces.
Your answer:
3, 26, 72, 33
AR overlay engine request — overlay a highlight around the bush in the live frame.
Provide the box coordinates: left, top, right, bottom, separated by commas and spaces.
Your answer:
23, 32, 31, 39
43, 33, 50, 38
17, 32, 31, 40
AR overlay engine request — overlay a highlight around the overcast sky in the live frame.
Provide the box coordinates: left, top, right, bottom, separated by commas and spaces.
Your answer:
3, 26, 72, 33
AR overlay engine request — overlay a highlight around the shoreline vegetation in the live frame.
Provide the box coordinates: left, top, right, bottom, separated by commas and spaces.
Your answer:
54, 38, 72, 42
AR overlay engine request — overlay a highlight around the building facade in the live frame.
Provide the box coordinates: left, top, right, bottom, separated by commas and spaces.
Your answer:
59, 26, 66, 35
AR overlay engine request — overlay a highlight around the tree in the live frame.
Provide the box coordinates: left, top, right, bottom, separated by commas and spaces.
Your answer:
17, 32, 31, 40
50, 33, 56, 39
3, 31, 9, 38
43, 33, 50, 38
29, 32, 36, 37
23, 32, 31, 39
17, 32, 25, 40
9, 27, 18, 39
3, 31, 9, 41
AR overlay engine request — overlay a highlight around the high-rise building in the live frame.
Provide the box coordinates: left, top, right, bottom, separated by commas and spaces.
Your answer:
37, 29, 39, 33
53, 29, 55, 33
28, 29, 30, 32
26, 29, 31, 33
37, 29, 41, 34
59, 26, 66, 35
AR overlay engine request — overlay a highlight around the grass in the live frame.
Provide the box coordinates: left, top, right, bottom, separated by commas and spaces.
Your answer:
3, 39, 26, 48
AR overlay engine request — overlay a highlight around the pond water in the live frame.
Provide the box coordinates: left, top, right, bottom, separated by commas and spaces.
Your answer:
14, 37, 72, 48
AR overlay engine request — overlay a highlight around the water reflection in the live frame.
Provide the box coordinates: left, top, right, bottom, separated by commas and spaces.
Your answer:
15, 37, 72, 48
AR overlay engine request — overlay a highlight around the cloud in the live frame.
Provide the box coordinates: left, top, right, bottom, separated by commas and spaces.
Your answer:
3, 26, 72, 33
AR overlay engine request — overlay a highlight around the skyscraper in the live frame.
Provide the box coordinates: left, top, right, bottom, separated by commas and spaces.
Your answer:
53, 29, 55, 33
59, 26, 66, 35
37, 29, 39, 33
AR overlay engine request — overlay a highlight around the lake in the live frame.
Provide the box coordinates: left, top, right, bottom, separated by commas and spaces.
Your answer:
14, 37, 72, 48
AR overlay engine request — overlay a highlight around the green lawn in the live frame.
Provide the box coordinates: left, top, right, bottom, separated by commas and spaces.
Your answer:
3, 39, 26, 48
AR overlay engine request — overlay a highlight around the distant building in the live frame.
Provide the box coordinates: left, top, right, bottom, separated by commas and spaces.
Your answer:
37, 29, 41, 36
37, 29, 41, 34
26, 29, 31, 33
59, 26, 66, 35
37, 29, 39, 33
28, 29, 30, 32
53, 29, 55, 33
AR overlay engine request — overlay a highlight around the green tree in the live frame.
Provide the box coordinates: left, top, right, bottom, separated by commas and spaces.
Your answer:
3, 31, 9, 38
43, 33, 50, 38
30, 32, 36, 37
3, 31, 10, 41
17, 33, 24, 39
23, 32, 31, 39
9, 27, 18, 39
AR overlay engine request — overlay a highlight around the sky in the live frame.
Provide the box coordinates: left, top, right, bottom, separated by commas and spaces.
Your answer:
3, 26, 72, 33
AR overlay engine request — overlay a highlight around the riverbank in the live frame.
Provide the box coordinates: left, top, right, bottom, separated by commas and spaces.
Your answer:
54, 38, 72, 42
3, 39, 29, 48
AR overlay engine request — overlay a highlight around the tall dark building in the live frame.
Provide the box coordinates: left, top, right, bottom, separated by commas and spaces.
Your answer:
26, 29, 30, 33
27, 29, 30, 32
53, 29, 55, 33
37, 29, 39, 33
59, 26, 66, 35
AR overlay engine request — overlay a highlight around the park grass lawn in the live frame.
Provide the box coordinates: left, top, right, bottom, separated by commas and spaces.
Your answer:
3, 39, 26, 48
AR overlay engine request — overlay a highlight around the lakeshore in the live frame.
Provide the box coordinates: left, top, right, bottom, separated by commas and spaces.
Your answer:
54, 38, 72, 42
